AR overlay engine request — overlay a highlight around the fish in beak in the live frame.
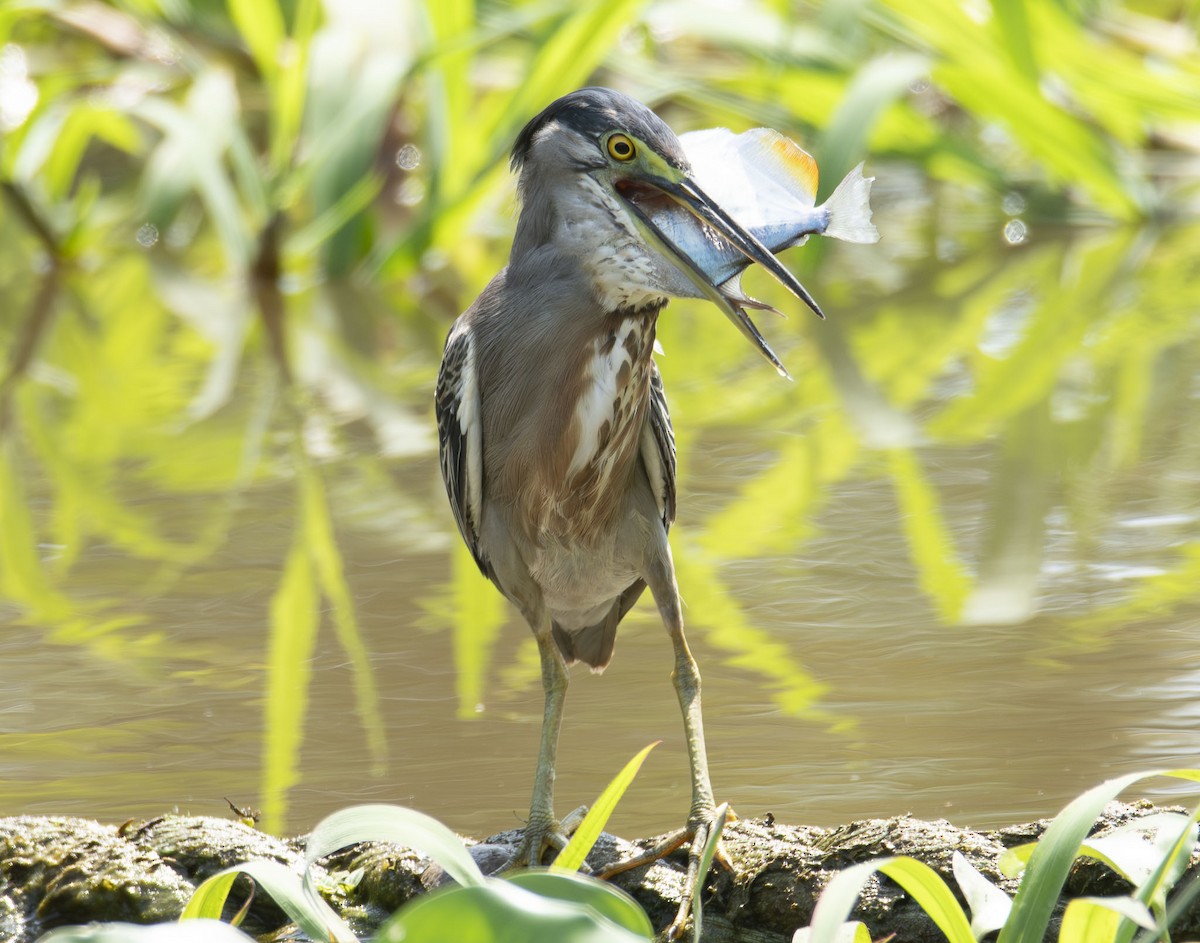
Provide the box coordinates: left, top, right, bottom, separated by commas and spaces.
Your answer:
616, 128, 879, 378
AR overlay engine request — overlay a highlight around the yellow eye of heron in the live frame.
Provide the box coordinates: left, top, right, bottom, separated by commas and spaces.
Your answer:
606, 134, 636, 161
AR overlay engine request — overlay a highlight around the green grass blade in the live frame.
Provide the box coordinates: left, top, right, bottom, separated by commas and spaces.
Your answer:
1113, 806, 1200, 943
552, 741, 659, 873
691, 801, 730, 943
39, 920, 258, 942
818, 52, 929, 185
181, 870, 240, 920
807, 855, 974, 943
991, 0, 1038, 81
1060, 897, 1156, 943
791, 922, 872, 943
998, 769, 1200, 943
183, 861, 356, 942
951, 850, 1012, 938
376, 879, 652, 943
998, 841, 1035, 878
507, 871, 654, 937
226, 0, 284, 81
877, 858, 976, 943
304, 803, 486, 888
288, 171, 383, 260
268, 0, 321, 175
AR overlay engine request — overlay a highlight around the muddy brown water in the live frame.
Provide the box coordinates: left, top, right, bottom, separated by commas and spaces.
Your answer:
2, 192, 1198, 840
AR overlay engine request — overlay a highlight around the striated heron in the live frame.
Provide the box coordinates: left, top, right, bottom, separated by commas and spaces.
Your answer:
435, 86, 876, 938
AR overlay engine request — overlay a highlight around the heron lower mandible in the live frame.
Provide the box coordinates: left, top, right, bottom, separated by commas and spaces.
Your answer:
435, 86, 876, 939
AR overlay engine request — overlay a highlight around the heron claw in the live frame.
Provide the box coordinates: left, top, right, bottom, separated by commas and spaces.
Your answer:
507, 803, 588, 869
597, 806, 736, 940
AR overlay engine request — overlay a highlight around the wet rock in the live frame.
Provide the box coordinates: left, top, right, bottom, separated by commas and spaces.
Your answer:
1, 801, 1196, 943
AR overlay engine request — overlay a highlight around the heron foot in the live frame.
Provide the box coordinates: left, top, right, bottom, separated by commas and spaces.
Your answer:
598, 805, 735, 940
508, 803, 588, 869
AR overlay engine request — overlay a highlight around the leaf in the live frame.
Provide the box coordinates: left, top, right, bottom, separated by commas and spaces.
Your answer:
806, 856, 975, 943
998, 842, 1035, 879
1080, 832, 1174, 893
507, 871, 654, 937
997, 769, 1200, 943
303, 804, 486, 889
1059, 896, 1156, 943
267, 0, 321, 174
38, 920, 257, 942
991, 0, 1038, 82
552, 742, 659, 873
136, 69, 254, 270
375, 879, 653, 943
792, 922, 872, 943
227, 0, 285, 80
818, 52, 930, 186
181, 870, 240, 920
183, 860, 356, 943
691, 802, 730, 943
951, 851, 1012, 939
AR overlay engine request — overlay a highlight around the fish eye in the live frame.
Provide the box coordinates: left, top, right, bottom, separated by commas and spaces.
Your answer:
606, 133, 636, 161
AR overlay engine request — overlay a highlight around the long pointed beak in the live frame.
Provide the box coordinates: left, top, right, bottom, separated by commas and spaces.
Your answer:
622, 192, 793, 378
617, 167, 825, 379
660, 176, 826, 321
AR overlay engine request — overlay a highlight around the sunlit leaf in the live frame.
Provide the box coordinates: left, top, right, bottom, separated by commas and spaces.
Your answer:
183, 859, 356, 942
304, 803, 486, 889
1059, 896, 1156, 943
227, 0, 285, 81
806, 855, 974, 943
552, 742, 660, 873
791, 921, 871, 943
951, 850, 1012, 939
997, 769, 1200, 943
267, 0, 321, 174
375, 878, 652, 943
38, 920, 257, 942
818, 52, 929, 184
508, 871, 654, 937
691, 801, 729, 942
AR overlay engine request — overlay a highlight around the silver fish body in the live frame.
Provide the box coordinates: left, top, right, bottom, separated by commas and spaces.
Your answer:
642, 127, 878, 300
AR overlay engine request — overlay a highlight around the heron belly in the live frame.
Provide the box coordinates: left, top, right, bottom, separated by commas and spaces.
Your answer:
529, 534, 642, 630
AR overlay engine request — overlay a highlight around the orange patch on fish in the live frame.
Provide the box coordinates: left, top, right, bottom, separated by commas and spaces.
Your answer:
769, 135, 819, 201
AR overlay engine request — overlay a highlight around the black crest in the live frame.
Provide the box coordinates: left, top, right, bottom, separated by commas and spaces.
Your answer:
510, 87, 686, 172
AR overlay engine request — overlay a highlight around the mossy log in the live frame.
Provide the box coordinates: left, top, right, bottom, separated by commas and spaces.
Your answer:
2, 801, 1196, 942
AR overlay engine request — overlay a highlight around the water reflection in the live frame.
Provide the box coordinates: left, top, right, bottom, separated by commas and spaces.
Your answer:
1, 204, 1198, 837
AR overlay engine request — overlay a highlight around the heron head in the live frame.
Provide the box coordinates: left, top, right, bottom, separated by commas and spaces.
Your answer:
510, 87, 822, 375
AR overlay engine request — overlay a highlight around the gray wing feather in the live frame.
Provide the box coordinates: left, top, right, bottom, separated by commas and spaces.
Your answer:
644, 362, 677, 529
435, 324, 490, 577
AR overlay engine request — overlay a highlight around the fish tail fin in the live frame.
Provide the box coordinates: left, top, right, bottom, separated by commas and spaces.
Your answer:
822, 163, 880, 244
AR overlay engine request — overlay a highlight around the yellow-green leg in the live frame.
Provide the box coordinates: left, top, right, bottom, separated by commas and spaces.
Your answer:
513, 627, 573, 866
601, 555, 732, 939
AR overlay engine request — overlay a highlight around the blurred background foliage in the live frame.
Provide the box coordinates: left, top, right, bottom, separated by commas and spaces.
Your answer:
1, 0, 1199, 835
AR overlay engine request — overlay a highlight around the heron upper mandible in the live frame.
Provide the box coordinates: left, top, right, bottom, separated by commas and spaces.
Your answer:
435, 86, 875, 938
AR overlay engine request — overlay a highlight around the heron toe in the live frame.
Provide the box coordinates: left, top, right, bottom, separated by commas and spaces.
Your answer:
597, 804, 734, 940
509, 803, 588, 869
